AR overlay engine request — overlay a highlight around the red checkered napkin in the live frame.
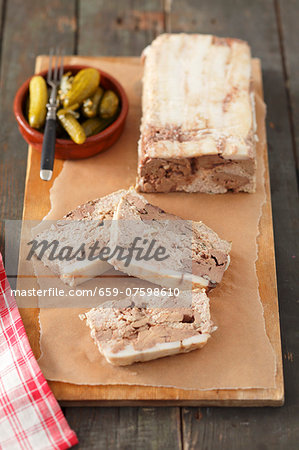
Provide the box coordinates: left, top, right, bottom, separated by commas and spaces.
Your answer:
0, 254, 78, 449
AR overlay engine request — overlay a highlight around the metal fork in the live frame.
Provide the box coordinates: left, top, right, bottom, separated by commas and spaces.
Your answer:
40, 48, 64, 181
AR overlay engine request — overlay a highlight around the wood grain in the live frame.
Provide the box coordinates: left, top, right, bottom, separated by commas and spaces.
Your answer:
277, 0, 299, 181
78, 0, 164, 56
0, 0, 4, 67
65, 407, 182, 450
18, 55, 283, 407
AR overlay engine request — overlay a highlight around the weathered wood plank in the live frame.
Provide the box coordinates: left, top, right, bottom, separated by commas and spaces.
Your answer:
170, 0, 299, 448
277, 0, 299, 181
0, 0, 5, 65
78, 0, 164, 56
0, 0, 77, 257
181, 406, 296, 450
65, 407, 182, 450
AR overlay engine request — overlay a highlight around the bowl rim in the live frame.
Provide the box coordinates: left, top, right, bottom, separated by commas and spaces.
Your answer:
13, 64, 129, 147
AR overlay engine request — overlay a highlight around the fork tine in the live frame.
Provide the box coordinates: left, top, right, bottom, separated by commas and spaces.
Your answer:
48, 48, 53, 83
59, 50, 64, 81
53, 47, 59, 82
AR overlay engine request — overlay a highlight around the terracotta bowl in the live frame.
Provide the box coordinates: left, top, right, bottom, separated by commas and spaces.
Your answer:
13, 65, 129, 160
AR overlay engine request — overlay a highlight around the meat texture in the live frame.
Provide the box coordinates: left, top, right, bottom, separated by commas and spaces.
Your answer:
137, 33, 257, 194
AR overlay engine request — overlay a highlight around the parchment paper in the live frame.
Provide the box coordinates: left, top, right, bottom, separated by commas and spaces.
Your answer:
36, 58, 276, 389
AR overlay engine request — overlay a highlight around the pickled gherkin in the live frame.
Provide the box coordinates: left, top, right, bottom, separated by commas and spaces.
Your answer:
26, 66, 121, 144
99, 90, 119, 119
63, 68, 100, 108
28, 76, 48, 129
57, 109, 86, 144
82, 87, 104, 118
82, 117, 115, 137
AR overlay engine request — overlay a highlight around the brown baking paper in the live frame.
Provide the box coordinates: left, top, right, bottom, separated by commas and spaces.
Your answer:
35, 58, 276, 389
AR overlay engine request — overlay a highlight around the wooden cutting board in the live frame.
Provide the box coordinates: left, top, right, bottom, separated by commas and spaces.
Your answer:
18, 55, 283, 406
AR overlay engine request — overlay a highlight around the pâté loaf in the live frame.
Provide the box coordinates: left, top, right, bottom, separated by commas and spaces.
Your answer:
137, 33, 257, 194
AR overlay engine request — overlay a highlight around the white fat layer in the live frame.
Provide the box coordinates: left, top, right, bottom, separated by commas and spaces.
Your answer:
102, 333, 211, 366
60, 260, 111, 287
109, 257, 209, 290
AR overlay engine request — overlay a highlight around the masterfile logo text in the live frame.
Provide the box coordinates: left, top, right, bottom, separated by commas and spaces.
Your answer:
26, 235, 170, 267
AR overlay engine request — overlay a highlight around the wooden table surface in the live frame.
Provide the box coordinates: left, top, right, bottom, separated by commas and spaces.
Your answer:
0, 0, 298, 448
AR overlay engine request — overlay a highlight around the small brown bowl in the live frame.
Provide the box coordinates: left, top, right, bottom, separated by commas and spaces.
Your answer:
13, 65, 129, 160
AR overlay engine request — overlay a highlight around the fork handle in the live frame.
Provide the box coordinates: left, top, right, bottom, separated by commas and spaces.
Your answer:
40, 117, 56, 181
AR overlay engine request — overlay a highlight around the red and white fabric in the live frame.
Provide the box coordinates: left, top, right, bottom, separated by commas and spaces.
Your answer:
0, 253, 78, 449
